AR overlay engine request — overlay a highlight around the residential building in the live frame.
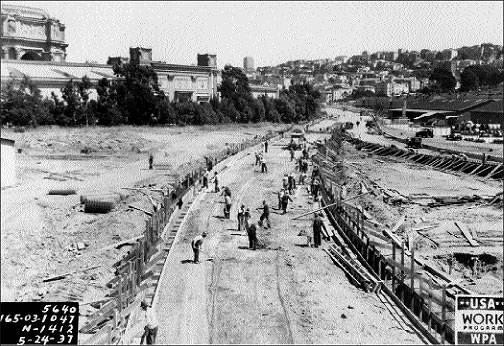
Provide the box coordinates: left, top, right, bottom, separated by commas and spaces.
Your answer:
250, 84, 278, 99
441, 48, 458, 61
466, 100, 503, 127
243, 56, 254, 72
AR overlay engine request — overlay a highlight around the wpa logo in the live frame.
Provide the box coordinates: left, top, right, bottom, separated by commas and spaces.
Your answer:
455, 295, 503, 345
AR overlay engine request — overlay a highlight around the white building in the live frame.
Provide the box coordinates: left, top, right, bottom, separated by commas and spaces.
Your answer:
250, 84, 279, 99
1, 137, 16, 188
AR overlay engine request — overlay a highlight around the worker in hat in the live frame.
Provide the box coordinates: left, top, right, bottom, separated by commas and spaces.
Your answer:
140, 300, 158, 344
277, 188, 285, 210
237, 204, 246, 232
247, 222, 258, 250
244, 208, 251, 230
257, 200, 271, 229
191, 232, 207, 264
312, 212, 325, 248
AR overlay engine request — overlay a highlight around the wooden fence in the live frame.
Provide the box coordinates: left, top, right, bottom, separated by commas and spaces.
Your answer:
79, 131, 279, 344
315, 152, 456, 344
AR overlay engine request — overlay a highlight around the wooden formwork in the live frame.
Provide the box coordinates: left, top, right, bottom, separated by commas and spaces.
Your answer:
318, 138, 460, 344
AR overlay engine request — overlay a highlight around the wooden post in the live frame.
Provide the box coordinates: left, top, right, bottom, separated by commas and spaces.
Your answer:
392, 242, 396, 291
401, 241, 405, 302
117, 277, 123, 313
410, 244, 415, 310
145, 220, 150, 248
418, 276, 423, 321
360, 207, 364, 238
378, 253, 382, 279
441, 284, 447, 344
137, 240, 144, 286
427, 277, 432, 333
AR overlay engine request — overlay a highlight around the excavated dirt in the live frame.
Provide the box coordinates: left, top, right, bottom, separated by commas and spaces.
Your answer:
324, 107, 503, 296
1, 123, 282, 315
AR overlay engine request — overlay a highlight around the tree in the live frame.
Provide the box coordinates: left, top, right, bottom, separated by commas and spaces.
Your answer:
219, 65, 252, 101
1, 76, 51, 127
429, 68, 456, 92
95, 78, 125, 126
112, 63, 161, 125
462, 65, 504, 88
460, 69, 480, 91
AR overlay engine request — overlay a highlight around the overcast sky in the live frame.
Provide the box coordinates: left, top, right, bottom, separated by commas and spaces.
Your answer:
4, 1, 503, 67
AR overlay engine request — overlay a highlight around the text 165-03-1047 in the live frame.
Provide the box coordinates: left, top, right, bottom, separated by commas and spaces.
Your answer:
0, 302, 79, 345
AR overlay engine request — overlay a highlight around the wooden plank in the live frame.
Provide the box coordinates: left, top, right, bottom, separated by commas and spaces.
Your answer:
128, 204, 153, 216
454, 222, 479, 247
42, 265, 101, 283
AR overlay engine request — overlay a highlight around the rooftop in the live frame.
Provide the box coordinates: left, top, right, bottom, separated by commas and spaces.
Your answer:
470, 100, 504, 114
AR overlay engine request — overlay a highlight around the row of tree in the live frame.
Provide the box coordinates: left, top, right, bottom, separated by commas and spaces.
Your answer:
1, 63, 322, 127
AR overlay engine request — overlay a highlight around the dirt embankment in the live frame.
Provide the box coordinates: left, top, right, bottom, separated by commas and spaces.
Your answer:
320, 109, 503, 296
0, 123, 283, 316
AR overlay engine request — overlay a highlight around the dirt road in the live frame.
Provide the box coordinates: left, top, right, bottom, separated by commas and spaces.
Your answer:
151, 135, 423, 344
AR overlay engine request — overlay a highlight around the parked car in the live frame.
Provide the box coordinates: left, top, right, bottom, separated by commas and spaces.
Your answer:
446, 133, 462, 141
406, 137, 422, 148
415, 128, 434, 138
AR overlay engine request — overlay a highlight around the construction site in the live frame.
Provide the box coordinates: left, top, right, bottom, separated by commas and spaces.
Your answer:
1, 104, 502, 345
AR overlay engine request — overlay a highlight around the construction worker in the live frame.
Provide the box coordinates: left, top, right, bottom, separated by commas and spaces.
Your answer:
288, 173, 296, 194
299, 172, 307, 185
148, 154, 154, 170
255, 152, 261, 166
224, 193, 232, 219
237, 205, 245, 232
278, 188, 285, 210
214, 172, 219, 192
222, 186, 232, 198
264, 140, 269, 153
281, 193, 294, 214
247, 222, 258, 250
282, 174, 289, 191
261, 156, 268, 173
258, 200, 271, 228
140, 300, 158, 345
312, 177, 320, 198
202, 171, 209, 189
244, 208, 251, 230
313, 213, 324, 248
302, 147, 308, 160
191, 232, 207, 264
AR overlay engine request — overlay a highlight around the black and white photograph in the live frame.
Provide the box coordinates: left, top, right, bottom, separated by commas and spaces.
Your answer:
1, 1, 503, 345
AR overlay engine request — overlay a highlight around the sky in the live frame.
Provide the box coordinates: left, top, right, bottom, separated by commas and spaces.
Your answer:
4, 1, 503, 67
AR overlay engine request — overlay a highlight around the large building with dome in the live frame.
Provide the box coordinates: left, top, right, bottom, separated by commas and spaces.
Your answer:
1, 4, 68, 62
1, 5, 220, 103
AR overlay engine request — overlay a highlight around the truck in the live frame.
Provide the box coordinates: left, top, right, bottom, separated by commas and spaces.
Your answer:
415, 128, 434, 138
406, 137, 423, 148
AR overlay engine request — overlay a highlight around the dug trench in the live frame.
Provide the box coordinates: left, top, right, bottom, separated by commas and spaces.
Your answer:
152, 132, 422, 344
